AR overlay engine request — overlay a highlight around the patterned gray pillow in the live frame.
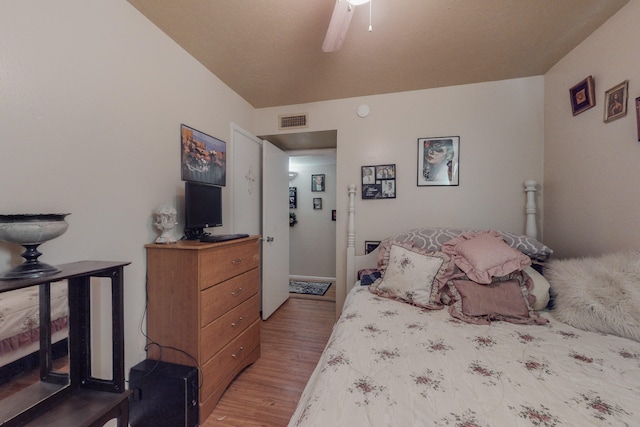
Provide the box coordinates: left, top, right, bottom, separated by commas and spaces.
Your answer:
377, 228, 553, 267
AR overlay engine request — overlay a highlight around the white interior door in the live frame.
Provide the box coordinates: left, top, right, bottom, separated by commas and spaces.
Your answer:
261, 140, 289, 320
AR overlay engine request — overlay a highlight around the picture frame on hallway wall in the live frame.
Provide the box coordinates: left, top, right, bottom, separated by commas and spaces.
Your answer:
180, 124, 226, 186
604, 80, 628, 123
289, 187, 297, 209
311, 174, 325, 192
569, 75, 596, 116
417, 137, 459, 186
313, 198, 322, 210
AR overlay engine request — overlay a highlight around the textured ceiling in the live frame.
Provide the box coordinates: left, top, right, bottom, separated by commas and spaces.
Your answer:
128, 0, 628, 109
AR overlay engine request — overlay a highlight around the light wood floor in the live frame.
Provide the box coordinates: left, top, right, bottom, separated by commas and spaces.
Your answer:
203, 297, 336, 426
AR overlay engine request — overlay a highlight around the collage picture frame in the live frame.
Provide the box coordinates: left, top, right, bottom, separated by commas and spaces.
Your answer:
361, 164, 396, 199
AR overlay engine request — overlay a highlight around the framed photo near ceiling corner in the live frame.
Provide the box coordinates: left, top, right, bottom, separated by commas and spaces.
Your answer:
311, 174, 325, 192
362, 164, 396, 199
569, 75, 596, 116
604, 80, 628, 123
417, 136, 459, 186
180, 124, 226, 185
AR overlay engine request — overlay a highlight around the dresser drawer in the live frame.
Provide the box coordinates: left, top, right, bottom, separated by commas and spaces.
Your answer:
200, 294, 259, 363
200, 320, 261, 401
200, 268, 259, 327
199, 239, 259, 289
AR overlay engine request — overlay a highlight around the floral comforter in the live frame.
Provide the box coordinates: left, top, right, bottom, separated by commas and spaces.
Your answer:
289, 286, 640, 427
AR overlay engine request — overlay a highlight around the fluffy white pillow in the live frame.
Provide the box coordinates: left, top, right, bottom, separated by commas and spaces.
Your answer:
545, 251, 640, 341
524, 266, 550, 310
369, 244, 452, 310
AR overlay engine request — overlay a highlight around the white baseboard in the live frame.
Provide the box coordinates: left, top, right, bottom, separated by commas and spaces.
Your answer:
289, 275, 336, 283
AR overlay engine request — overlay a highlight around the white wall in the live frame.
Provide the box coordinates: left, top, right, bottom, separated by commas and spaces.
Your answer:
0, 0, 253, 377
288, 155, 337, 278
544, 0, 640, 258
255, 76, 545, 313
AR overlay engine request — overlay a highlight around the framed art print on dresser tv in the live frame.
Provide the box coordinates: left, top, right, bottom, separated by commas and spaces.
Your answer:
181, 124, 226, 186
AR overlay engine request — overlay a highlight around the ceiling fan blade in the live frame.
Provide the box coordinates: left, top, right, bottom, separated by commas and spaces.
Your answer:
322, 0, 354, 52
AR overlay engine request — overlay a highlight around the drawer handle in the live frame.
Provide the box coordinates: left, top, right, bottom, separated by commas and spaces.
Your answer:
232, 346, 244, 359
231, 317, 243, 328
231, 287, 244, 297
231, 257, 243, 265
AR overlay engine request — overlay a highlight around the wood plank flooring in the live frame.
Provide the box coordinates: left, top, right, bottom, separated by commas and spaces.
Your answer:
203, 297, 336, 426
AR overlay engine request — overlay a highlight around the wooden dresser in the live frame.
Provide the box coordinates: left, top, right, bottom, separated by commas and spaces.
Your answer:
145, 236, 261, 423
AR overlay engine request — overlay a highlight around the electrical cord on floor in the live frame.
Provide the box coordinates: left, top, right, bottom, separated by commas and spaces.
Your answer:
127, 272, 203, 390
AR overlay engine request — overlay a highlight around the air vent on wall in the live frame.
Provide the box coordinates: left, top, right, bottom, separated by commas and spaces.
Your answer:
279, 114, 308, 130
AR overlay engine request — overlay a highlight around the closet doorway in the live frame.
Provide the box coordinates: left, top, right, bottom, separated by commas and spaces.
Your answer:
259, 131, 337, 302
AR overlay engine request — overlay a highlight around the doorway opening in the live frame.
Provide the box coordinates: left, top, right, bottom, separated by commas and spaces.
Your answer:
258, 131, 337, 303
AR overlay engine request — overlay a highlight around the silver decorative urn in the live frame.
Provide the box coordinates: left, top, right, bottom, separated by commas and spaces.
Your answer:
0, 213, 70, 279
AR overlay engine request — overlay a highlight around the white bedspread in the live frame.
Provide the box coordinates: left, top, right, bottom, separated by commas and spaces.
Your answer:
0, 281, 68, 359
289, 286, 640, 426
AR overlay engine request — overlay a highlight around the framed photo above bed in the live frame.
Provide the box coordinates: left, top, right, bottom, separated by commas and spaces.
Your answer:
417, 136, 459, 186
365, 240, 381, 254
569, 75, 596, 116
362, 164, 396, 199
311, 174, 325, 192
180, 124, 226, 186
604, 80, 628, 123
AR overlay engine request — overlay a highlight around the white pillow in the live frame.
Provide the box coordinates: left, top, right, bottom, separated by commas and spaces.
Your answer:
524, 266, 550, 310
369, 244, 451, 310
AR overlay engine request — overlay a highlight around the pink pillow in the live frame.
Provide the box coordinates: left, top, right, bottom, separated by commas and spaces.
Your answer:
452, 279, 529, 317
446, 274, 548, 325
443, 231, 531, 284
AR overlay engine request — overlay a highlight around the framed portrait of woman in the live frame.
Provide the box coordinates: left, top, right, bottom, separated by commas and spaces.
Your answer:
417, 136, 460, 186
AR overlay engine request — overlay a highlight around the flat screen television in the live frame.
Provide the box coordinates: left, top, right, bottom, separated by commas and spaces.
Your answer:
184, 181, 222, 240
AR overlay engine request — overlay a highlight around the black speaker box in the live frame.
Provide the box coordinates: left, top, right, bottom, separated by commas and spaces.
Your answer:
129, 359, 199, 427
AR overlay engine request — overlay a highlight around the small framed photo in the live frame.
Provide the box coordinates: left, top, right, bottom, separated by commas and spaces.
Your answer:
289, 187, 297, 209
604, 80, 628, 123
331, 210, 336, 221
362, 164, 396, 199
365, 241, 381, 254
417, 137, 460, 186
311, 174, 325, 192
636, 97, 640, 141
313, 198, 322, 210
569, 75, 596, 116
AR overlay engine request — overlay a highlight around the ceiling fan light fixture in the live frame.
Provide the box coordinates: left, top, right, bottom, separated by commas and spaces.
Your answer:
323, 0, 372, 53
322, 0, 354, 52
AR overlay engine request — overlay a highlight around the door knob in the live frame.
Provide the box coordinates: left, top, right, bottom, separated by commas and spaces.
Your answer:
266, 236, 274, 242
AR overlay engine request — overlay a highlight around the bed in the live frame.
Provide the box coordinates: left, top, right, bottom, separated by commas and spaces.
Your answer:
289, 181, 640, 426
0, 280, 68, 384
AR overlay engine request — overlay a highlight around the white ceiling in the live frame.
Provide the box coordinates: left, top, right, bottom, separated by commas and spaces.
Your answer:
128, 0, 628, 109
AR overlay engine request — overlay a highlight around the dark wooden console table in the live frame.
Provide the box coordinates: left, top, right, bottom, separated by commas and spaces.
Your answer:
0, 261, 131, 427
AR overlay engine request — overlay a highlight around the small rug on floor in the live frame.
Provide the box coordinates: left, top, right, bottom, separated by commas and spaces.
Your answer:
289, 280, 331, 296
